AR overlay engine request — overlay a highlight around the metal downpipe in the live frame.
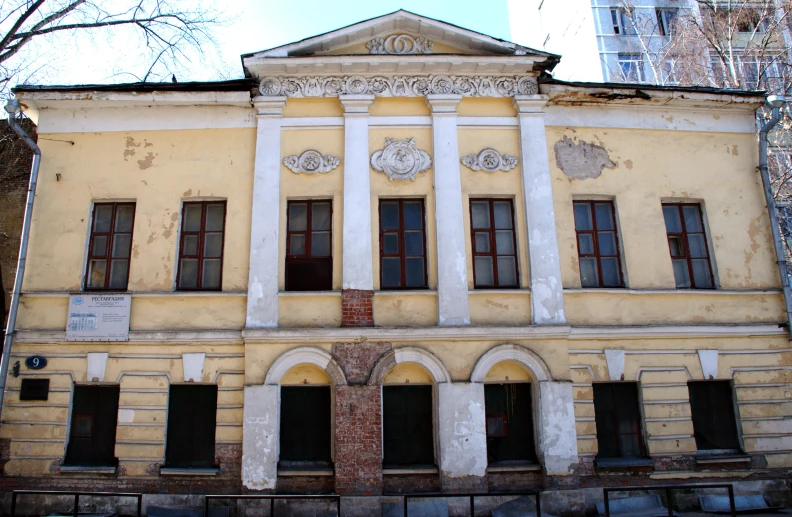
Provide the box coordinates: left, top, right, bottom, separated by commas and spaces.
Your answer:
0, 100, 41, 424
758, 95, 792, 338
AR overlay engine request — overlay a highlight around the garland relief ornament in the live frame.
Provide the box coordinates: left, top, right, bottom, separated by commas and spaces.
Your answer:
258, 75, 538, 98
366, 35, 434, 55
461, 149, 519, 172
371, 138, 432, 181
283, 150, 341, 174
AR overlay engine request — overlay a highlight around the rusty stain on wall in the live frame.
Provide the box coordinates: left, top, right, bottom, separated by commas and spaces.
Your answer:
553, 136, 616, 180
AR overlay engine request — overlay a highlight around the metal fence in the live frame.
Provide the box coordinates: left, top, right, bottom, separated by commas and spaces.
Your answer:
10, 489, 143, 517
602, 483, 736, 517
204, 494, 341, 517
400, 491, 541, 517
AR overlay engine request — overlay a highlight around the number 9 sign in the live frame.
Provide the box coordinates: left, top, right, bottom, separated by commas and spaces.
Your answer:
25, 356, 47, 370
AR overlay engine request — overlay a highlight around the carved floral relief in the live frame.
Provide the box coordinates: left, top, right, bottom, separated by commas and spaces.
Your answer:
366, 34, 433, 55
461, 148, 519, 172
283, 150, 340, 174
371, 138, 431, 181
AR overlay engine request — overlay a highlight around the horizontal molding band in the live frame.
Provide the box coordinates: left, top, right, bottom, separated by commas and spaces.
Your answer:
647, 434, 693, 440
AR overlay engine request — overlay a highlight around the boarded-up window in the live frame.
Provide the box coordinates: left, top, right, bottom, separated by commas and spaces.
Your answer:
64, 385, 120, 467
382, 385, 434, 467
286, 200, 333, 291
279, 386, 332, 465
593, 382, 646, 459
688, 381, 741, 451
165, 384, 217, 468
485, 383, 537, 464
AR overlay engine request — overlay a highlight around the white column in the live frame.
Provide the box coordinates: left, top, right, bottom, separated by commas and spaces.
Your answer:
437, 382, 488, 479
513, 95, 566, 325
538, 381, 579, 475
246, 97, 286, 328
339, 95, 375, 291
427, 94, 470, 326
242, 384, 279, 490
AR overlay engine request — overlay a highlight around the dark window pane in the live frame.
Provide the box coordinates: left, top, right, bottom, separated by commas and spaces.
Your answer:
383, 386, 434, 467
204, 233, 223, 258
687, 234, 707, 258
683, 205, 703, 232
663, 205, 682, 232
115, 205, 135, 232
574, 203, 593, 230
472, 202, 491, 229
475, 232, 491, 253
475, 256, 494, 285
179, 259, 199, 288
493, 202, 513, 229
184, 204, 202, 232
289, 203, 308, 231
403, 202, 423, 229
92, 235, 108, 256
73, 415, 93, 438
88, 260, 107, 288
405, 258, 425, 287
382, 258, 401, 287
688, 381, 740, 451
405, 231, 423, 255
598, 232, 617, 256
601, 258, 620, 287
668, 236, 684, 257
205, 204, 225, 232
578, 234, 594, 255
94, 205, 113, 233
64, 386, 120, 467
183, 235, 199, 256
595, 203, 615, 230
112, 234, 131, 259
692, 259, 713, 288
202, 259, 222, 288
593, 383, 645, 459
383, 233, 399, 254
280, 387, 331, 462
108, 260, 129, 289
579, 258, 598, 287
497, 257, 518, 286
165, 385, 217, 468
496, 230, 515, 255
672, 259, 691, 288
312, 203, 331, 230
312, 232, 331, 257
290, 234, 306, 255
381, 202, 400, 230
485, 384, 537, 464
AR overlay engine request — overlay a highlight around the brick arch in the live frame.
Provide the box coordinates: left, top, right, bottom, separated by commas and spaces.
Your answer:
368, 346, 451, 385
264, 346, 347, 386
470, 343, 552, 383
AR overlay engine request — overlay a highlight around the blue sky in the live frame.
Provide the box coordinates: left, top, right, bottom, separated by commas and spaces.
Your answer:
46, 0, 512, 85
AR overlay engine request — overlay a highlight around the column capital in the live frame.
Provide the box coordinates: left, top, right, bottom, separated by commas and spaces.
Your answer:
512, 94, 549, 114
426, 94, 462, 114
252, 96, 287, 116
339, 94, 375, 114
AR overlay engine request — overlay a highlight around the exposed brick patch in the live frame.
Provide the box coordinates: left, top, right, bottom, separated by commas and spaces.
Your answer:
277, 475, 335, 494
488, 470, 542, 492
382, 472, 440, 494
441, 473, 487, 493
331, 342, 392, 385
653, 454, 696, 472
341, 289, 374, 327
334, 385, 383, 495
0, 438, 10, 475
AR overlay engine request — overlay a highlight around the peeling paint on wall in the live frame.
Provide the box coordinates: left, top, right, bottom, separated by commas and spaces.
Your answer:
553, 135, 616, 180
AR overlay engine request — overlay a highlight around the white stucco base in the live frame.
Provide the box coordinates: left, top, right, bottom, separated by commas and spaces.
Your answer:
538, 381, 579, 475
242, 384, 280, 490
182, 352, 205, 382
438, 382, 488, 478
86, 352, 108, 382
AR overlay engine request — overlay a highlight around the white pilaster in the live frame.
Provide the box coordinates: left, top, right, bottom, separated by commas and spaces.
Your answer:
514, 95, 566, 325
242, 384, 280, 490
246, 97, 286, 328
340, 95, 375, 290
437, 382, 488, 478
427, 94, 470, 326
538, 381, 578, 475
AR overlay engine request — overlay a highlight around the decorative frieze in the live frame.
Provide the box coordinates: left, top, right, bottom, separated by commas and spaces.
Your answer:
282, 150, 340, 174
461, 148, 518, 172
258, 75, 538, 98
366, 34, 433, 55
371, 138, 431, 181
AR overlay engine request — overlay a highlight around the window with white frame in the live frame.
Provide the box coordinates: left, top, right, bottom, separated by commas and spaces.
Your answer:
662, 58, 681, 85
737, 54, 777, 90
618, 53, 645, 82
656, 8, 679, 36
610, 9, 637, 35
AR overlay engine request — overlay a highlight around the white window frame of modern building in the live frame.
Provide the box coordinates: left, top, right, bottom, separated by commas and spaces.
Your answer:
655, 8, 680, 37
617, 53, 647, 82
610, 8, 638, 35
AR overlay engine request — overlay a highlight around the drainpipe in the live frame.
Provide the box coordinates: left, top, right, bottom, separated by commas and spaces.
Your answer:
758, 94, 792, 338
0, 99, 41, 421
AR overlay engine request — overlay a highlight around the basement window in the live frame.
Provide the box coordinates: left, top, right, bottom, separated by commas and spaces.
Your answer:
165, 384, 217, 468
85, 202, 136, 291
279, 386, 332, 468
688, 381, 741, 453
593, 382, 647, 460
176, 201, 226, 290
285, 200, 333, 291
485, 383, 538, 465
382, 385, 434, 467
64, 385, 120, 467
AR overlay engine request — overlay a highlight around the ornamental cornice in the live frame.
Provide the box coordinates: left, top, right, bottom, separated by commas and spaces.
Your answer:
258, 75, 538, 98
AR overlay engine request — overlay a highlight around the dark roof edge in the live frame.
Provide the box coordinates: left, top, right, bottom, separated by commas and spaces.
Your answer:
539, 73, 766, 98
12, 79, 257, 94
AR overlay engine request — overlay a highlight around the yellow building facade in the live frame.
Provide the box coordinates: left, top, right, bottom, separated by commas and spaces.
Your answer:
3, 10, 791, 515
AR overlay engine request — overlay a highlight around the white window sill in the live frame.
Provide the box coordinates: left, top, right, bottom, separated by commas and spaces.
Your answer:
375, 290, 437, 296
279, 291, 341, 297
160, 467, 219, 476
469, 289, 530, 295
486, 463, 542, 473
563, 288, 780, 296
278, 468, 334, 477
60, 465, 116, 474
382, 467, 439, 475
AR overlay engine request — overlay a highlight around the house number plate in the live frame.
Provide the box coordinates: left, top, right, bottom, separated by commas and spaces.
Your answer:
25, 356, 47, 370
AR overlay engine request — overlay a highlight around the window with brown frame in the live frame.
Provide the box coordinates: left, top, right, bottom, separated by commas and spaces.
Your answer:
573, 201, 623, 288
379, 199, 427, 289
85, 203, 136, 291
286, 200, 332, 291
177, 201, 226, 290
662, 203, 714, 289
470, 199, 519, 288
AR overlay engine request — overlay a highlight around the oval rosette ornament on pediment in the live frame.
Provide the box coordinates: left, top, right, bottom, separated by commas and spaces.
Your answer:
283, 150, 340, 174
461, 148, 518, 173
371, 138, 431, 181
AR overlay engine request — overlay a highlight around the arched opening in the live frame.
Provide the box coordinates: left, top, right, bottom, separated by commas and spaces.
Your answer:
482, 360, 538, 466
279, 363, 333, 470
382, 362, 436, 469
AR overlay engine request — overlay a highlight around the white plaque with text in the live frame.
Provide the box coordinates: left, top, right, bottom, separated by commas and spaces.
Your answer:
66, 294, 131, 341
